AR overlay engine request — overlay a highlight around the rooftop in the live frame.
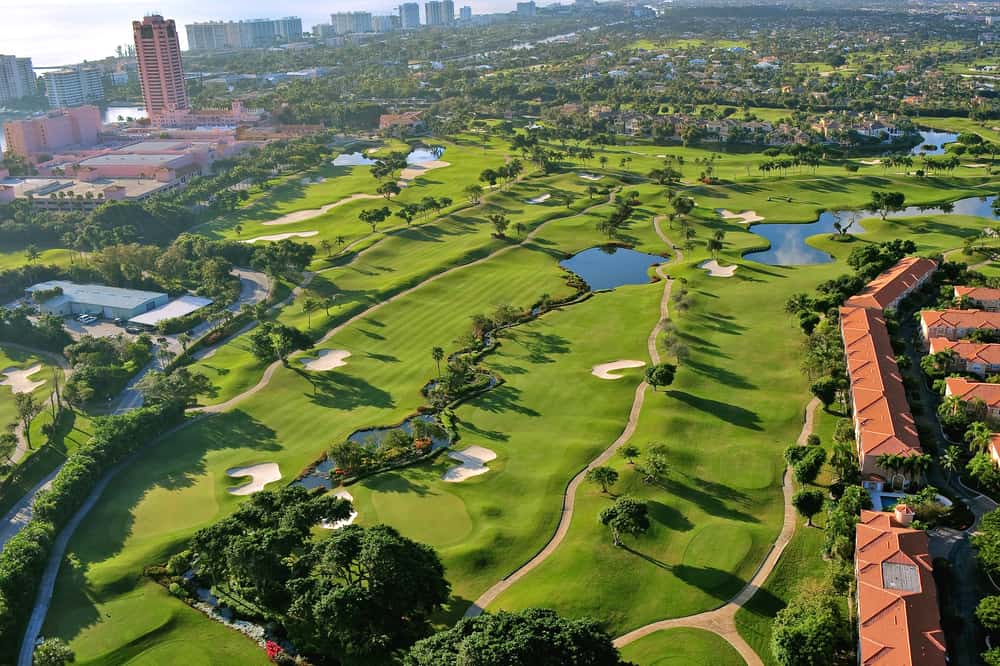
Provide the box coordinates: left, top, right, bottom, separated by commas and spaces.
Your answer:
1, 177, 169, 199
945, 377, 1000, 408
844, 257, 937, 310
841, 306, 922, 460
928, 337, 1000, 367
128, 294, 213, 326
79, 153, 189, 167
955, 285, 1000, 303
920, 309, 1000, 331
855, 511, 946, 666
26, 281, 166, 310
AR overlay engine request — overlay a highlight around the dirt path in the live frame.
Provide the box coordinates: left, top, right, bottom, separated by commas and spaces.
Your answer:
612, 397, 821, 664
194, 194, 618, 415
465, 216, 682, 618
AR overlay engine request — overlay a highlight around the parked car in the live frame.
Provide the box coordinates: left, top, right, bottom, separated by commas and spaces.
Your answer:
125, 325, 143, 334
78, 314, 98, 324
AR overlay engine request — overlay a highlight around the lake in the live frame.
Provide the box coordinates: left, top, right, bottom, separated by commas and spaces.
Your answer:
560, 246, 665, 290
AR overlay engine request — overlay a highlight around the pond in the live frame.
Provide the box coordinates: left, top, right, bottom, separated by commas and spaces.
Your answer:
560, 246, 665, 291
332, 152, 376, 166
911, 130, 959, 156
406, 146, 446, 164
745, 195, 998, 266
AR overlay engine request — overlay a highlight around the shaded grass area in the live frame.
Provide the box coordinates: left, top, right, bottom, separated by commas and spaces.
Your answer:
618, 627, 747, 666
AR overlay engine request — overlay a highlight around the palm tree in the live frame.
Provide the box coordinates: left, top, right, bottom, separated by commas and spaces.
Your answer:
941, 446, 961, 482
234, 224, 243, 237
302, 298, 320, 329
178, 333, 192, 351
24, 244, 41, 264
320, 239, 332, 257
965, 421, 992, 454
432, 346, 444, 377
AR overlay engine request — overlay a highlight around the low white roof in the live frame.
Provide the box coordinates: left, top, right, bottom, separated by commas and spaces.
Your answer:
128, 294, 213, 326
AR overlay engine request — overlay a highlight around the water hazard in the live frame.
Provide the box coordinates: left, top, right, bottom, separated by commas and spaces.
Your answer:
560, 246, 665, 290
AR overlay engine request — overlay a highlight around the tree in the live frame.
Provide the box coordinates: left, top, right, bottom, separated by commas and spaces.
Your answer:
619, 444, 640, 464
432, 346, 445, 376
33, 638, 74, 666
645, 363, 676, 391
706, 237, 723, 258
792, 489, 825, 527
810, 376, 839, 408
14, 392, 41, 449
585, 466, 619, 494
302, 297, 320, 329
24, 244, 41, 264
977, 596, 1000, 631
869, 190, 906, 221
377, 180, 401, 200
234, 224, 243, 237
463, 183, 484, 203
177, 332, 192, 351
320, 239, 332, 257
488, 213, 510, 237
941, 445, 961, 481
406, 608, 628, 666
966, 421, 993, 454
793, 447, 827, 485
135, 368, 213, 408
771, 590, 846, 666
599, 495, 650, 547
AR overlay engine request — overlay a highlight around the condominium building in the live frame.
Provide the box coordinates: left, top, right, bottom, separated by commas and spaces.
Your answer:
843, 257, 937, 311
919, 309, 1000, 342
399, 3, 422, 28
185, 17, 302, 51
517, 1, 537, 17
373, 15, 402, 33
460, 6, 473, 21
331, 12, 373, 34
133, 15, 189, 120
425, 1, 454, 26
2, 106, 102, 158
954, 285, 1000, 311
0, 55, 36, 103
43, 67, 105, 108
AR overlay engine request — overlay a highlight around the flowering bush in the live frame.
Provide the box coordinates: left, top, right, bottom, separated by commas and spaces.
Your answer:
265, 640, 283, 661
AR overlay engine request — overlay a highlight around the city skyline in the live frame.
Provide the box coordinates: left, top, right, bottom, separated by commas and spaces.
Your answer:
0, 0, 546, 68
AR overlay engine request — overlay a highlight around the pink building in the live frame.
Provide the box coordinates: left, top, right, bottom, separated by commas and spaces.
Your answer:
2, 106, 102, 158
133, 15, 188, 121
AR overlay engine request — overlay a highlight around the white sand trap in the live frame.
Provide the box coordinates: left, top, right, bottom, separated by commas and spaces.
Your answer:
321, 490, 358, 529
0, 364, 45, 393
700, 259, 738, 277
526, 193, 551, 204
263, 193, 381, 226
300, 349, 351, 371
859, 159, 882, 166
718, 209, 765, 224
442, 446, 497, 482
242, 231, 319, 243
227, 463, 282, 495
398, 160, 450, 184
965, 163, 988, 168
591, 360, 646, 380
578, 172, 602, 181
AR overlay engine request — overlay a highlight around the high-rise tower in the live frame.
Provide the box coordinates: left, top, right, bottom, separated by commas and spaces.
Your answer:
132, 15, 188, 119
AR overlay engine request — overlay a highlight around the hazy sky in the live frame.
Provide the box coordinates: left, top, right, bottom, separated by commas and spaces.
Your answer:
2, 0, 520, 67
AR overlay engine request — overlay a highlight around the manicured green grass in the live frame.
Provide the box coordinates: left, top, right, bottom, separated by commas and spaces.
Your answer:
618, 627, 746, 666
0, 344, 52, 431
187, 332, 267, 406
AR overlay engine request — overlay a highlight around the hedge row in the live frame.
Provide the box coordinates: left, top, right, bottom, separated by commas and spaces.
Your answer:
0, 402, 184, 660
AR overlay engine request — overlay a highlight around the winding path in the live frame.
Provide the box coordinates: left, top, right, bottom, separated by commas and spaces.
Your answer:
464, 216, 682, 617
612, 397, 820, 664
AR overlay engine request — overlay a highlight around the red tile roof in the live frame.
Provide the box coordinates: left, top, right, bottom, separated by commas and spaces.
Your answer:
945, 377, 1000, 409
845, 257, 937, 310
928, 338, 1000, 367
856, 511, 947, 666
920, 309, 1000, 332
955, 285, 1000, 303
841, 306, 922, 460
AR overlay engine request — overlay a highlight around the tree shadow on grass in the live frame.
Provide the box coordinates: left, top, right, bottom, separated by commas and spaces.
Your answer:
673, 564, 782, 607
300, 369, 395, 410
621, 543, 673, 570
681, 357, 757, 390
473, 384, 540, 418
664, 390, 762, 431
365, 351, 400, 364
363, 470, 433, 497
647, 499, 695, 532
662, 476, 759, 524
507, 329, 571, 365
458, 419, 509, 442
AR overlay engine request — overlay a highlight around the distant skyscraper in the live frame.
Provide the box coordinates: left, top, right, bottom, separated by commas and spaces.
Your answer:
273, 17, 304, 41
331, 12, 373, 34
373, 15, 401, 32
186, 17, 301, 51
516, 1, 537, 17
399, 3, 421, 29
460, 6, 472, 21
425, 1, 453, 26
43, 67, 104, 108
0, 55, 36, 104
133, 15, 188, 119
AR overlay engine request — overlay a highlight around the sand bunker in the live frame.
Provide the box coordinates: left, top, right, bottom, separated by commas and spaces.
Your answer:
227, 463, 282, 495
718, 209, 765, 224
321, 490, 359, 529
700, 259, 738, 277
243, 231, 319, 243
965, 163, 988, 168
0, 364, 45, 393
300, 349, 351, 371
527, 193, 551, 204
442, 445, 497, 482
398, 160, 450, 184
859, 159, 882, 166
578, 172, 602, 181
591, 360, 646, 380
263, 193, 382, 226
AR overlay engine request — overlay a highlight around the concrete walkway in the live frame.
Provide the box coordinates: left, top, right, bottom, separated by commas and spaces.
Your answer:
613, 398, 820, 665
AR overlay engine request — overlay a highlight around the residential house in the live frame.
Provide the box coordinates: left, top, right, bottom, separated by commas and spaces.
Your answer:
855, 510, 947, 666
920, 309, 1000, 342
945, 377, 1000, 419
928, 338, 1000, 377
954, 285, 1000, 311
844, 257, 937, 311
